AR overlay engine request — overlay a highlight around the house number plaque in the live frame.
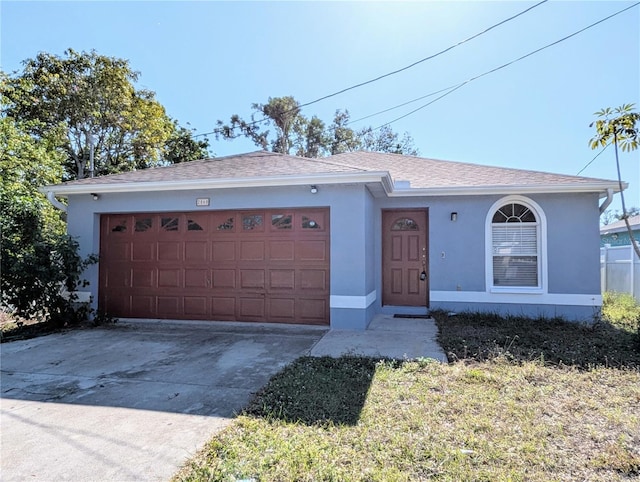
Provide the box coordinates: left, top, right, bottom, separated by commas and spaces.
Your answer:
196, 198, 210, 207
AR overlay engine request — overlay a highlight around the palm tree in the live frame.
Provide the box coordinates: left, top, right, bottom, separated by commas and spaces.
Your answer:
590, 104, 640, 259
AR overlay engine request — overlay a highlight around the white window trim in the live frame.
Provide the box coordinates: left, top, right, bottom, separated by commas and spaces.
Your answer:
485, 195, 548, 294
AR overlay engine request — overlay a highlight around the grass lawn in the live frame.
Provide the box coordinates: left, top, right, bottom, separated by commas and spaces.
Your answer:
174, 303, 640, 482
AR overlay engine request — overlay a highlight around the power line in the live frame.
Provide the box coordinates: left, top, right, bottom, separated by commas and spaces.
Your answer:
298, 0, 549, 109
194, 0, 549, 139
374, 2, 640, 129
577, 143, 610, 176
319, 83, 464, 134
345, 84, 463, 126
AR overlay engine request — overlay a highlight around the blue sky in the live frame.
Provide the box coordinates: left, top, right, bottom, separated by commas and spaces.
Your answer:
2, 1, 639, 214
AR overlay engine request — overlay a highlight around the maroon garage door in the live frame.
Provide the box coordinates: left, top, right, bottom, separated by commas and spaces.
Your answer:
99, 209, 329, 325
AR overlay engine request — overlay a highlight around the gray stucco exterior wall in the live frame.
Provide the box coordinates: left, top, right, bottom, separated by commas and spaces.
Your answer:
66, 184, 603, 329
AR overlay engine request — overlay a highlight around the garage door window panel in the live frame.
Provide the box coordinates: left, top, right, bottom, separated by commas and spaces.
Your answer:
216, 216, 235, 231
271, 214, 293, 230
135, 217, 153, 233
187, 218, 205, 231
243, 214, 264, 231
109, 217, 128, 233
301, 215, 323, 230
161, 217, 180, 232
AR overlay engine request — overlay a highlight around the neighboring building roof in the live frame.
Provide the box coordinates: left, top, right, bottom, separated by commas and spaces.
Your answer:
44, 150, 622, 198
600, 214, 640, 235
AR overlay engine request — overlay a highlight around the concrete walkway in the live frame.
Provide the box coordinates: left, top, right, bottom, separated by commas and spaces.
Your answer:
311, 314, 448, 361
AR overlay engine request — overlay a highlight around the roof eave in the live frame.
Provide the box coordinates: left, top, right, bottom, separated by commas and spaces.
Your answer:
42, 171, 392, 197
388, 182, 624, 197
42, 174, 623, 199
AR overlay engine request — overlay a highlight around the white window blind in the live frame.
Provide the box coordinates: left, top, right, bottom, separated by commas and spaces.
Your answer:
492, 224, 538, 287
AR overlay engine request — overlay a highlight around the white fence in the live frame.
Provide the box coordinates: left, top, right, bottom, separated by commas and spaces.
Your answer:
600, 245, 640, 300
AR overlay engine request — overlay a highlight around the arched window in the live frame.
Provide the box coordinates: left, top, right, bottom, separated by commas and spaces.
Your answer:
486, 197, 546, 291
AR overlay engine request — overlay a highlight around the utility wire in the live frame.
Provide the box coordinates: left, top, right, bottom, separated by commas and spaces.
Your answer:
298, 0, 548, 109
577, 143, 609, 175
319, 83, 464, 134
194, 0, 549, 139
345, 84, 463, 125
374, 1, 640, 129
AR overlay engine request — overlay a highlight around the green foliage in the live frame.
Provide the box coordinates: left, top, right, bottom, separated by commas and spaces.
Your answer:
2, 49, 189, 179
0, 116, 65, 235
164, 124, 210, 164
216, 96, 419, 157
293, 115, 327, 158
327, 109, 361, 154
590, 103, 640, 259
255, 96, 301, 154
358, 124, 419, 156
602, 291, 640, 333
1, 230, 96, 325
590, 103, 640, 152
1, 116, 95, 326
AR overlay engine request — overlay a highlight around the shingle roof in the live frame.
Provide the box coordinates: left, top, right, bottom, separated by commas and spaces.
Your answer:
62, 151, 365, 186
326, 151, 615, 189
46, 150, 620, 195
600, 214, 640, 233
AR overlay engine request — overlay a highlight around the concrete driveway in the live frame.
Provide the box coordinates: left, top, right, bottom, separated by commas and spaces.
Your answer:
0, 320, 326, 481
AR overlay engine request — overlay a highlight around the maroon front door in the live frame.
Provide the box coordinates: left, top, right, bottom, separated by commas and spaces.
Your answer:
99, 209, 329, 325
382, 209, 429, 307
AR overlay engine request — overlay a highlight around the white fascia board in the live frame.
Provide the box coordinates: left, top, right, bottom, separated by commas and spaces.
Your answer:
42, 171, 620, 199
387, 181, 624, 197
42, 171, 392, 197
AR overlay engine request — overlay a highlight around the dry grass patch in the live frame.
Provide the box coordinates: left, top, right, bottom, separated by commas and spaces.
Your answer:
433, 310, 639, 369
175, 302, 640, 481
175, 357, 639, 482
0, 310, 54, 342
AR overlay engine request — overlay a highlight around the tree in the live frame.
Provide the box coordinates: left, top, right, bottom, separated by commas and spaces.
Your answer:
358, 125, 419, 156
216, 96, 301, 154
216, 96, 420, 157
257, 96, 301, 154
164, 124, 210, 164
0, 116, 95, 324
590, 103, 640, 258
293, 115, 327, 158
327, 110, 362, 155
2, 49, 178, 179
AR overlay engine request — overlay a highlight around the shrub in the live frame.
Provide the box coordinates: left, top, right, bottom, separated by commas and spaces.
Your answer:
1, 229, 96, 326
1, 115, 97, 327
602, 291, 640, 333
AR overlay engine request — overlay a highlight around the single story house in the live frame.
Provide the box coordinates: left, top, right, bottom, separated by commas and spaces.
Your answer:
43, 151, 621, 329
600, 214, 640, 247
